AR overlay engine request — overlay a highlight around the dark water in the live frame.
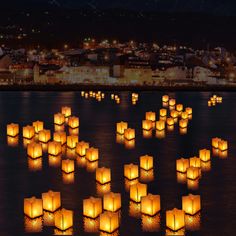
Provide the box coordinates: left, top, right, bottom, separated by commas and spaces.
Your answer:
0, 91, 235, 236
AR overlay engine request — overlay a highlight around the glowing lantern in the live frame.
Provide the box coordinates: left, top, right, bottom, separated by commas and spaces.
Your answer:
33, 121, 44, 133
124, 128, 135, 140
140, 155, 153, 171
24, 197, 43, 219
146, 112, 156, 122
99, 212, 119, 233
170, 110, 178, 119
166, 208, 185, 231
162, 95, 169, 103
160, 109, 167, 117
38, 130, 51, 143
187, 167, 201, 180
55, 209, 73, 231
54, 113, 65, 125
155, 120, 165, 131
53, 132, 67, 145
176, 158, 189, 173
76, 141, 89, 156
169, 99, 176, 107
96, 167, 111, 184
116, 122, 128, 135
61, 160, 75, 173
185, 107, 192, 115
61, 107, 72, 118
199, 149, 211, 162
124, 164, 139, 180
212, 137, 221, 149
27, 142, 43, 159
142, 120, 153, 131
182, 194, 201, 215
219, 140, 228, 151
7, 123, 19, 137
181, 112, 188, 120
166, 118, 174, 126
42, 191, 61, 212
176, 104, 183, 112
23, 126, 35, 139
179, 119, 188, 129
141, 194, 161, 216
48, 141, 62, 156
103, 192, 121, 212
83, 197, 102, 218
68, 116, 79, 129
86, 147, 99, 162
67, 135, 78, 149
130, 183, 147, 203
208, 101, 212, 106
189, 157, 201, 168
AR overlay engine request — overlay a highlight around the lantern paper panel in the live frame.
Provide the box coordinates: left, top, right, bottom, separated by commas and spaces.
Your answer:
166, 208, 185, 231
33, 121, 44, 134
141, 194, 161, 216
103, 192, 121, 212
124, 164, 139, 180
99, 212, 119, 233
61, 160, 75, 174
27, 142, 43, 159
116, 122, 128, 135
23, 126, 35, 139
130, 183, 147, 203
83, 197, 102, 219
7, 123, 19, 137
182, 194, 201, 215
140, 155, 154, 171
24, 197, 43, 219
42, 191, 61, 212
54, 113, 65, 126
96, 167, 111, 184
55, 208, 73, 231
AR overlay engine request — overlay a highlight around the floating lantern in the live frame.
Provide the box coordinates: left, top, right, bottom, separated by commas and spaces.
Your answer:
83, 197, 102, 219
182, 194, 201, 215
24, 216, 43, 233
86, 147, 99, 162
124, 164, 139, 180
125, 178, 139, 192
176, 104, 183, 112
48, 141, 62, 156
142, 214, 161, 232
7, 123, 19, 137
68, 116, 79, 129
96, 183, 111, 196
55, 209, 73, 231
162, 95, 169, 103
142, 120, 153, 131
61, 107, 71, 118
116, 122, 128, 135
219, 140, 228, 151
103, 192, 121, 212
67, 135, 78, 149
170, 110, 178, 119
76, 141, 89, 156
24, 197, 43, 219
208, 101, 212, 106
176, 158, 189, 173
187, 167, 201, 180
62, 172, 75, 184
166, 208, 185, 231
27, 142, 43, 159
169, 99, 176, 107
179, 119, 188, 129
124, 128, 135, 140
166, 118, 174, 126
84, 217, 99, 233
181, 112, 188, 120
141, 194, 161, 216
212, 137, 221, 149
28, 157, 42, 172
146, 112, 156, 122
140, 169, 154, 183
54, 113, 65, 125
33, 121, 44, 133
199, 149, 211, 162
96, 167, 111, 184
189, 157, 201, 168
61, 160, 75, 173
23, 126, 35, 139
156, 120, 165, 131
99, 212, 119, 233
38, 130, 51, 143
140, 155, 153, 171
130, 183, 147, 203
53, 132, 67, 145
42, 191, 61, 212
160, 109, 167, 117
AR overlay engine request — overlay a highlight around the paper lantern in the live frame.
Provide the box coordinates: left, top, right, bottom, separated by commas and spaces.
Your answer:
55, 209, 73, 231
124, 164, 139, 180
166, 118, 174, 126
61, 160, 75, 173
170, 110, 178, 119
219, 140, 228, 151
187, 167, 201, 180
42, 191, 61, 212
124, 128, 135, 141
38, 130, 51, 143
99, 212, 119, 233
83, 197, 102, 218
162, 95, 169, 103
7, 123, 19, 137
24, 197, 43, 219
141, 214, 161, 232
140, 155, 154, 171
181, 112, 188, 120
140, 169, 154, 183
182, 194, 201, 215
24, 216, 43, 233
176, 104, 183, 112
130, 183, 147, 203
179, 119, 188, 129
185, 107, 192, 115
48, 141, 62, 156
27, 142, 43, 159
61, 107, 72, 118
53, 132, 67, 145
199, 149, 211, 162
142, 120, 153, 131
160, 109, 167, 117
62, 172, 75, 184
23, 126, 35, 139
33, 121, 44, 133
96, 167, 111, 184
54, 113, 65, 125
166, 208, 185, 231
141, 194, 161, 216
208, 101, 212, 106
156, 120, 165, 131
189, 157, 201, 168
68, 116, 79, 129
76, 141, 89, 156
96, 183, 111, 196
176, 158, 189, 173
219, 150, 228, 159
146, 112, 156, 122
84, 217, 99, 233
169, 99, 176, 107
212, 137, 221, 149
116, 122, 128, 135
103, 192, 121, 212
86, 147, 99, 162
67, 135, 78, 149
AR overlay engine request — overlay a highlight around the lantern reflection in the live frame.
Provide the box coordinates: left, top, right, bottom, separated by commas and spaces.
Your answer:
49, 155, 61, 168
43, 211, 55, 226
54, 228, 73, 235
124, 178, 139, 192
62, 172, 75, 184
141, 214, 160, 232
7, 135, 19, 147
155, 130, 165, 139
23, 137, 34, 148
96, 182, 111, 196
140, 169, 154, 183
200, 161, 211, 172
219, 150, 228, 159
24, 216, 43, 233
129, 201, 141, 218
177, 172, 187, 184
66, 147, 76, 159
76, 156, 87, 168
7, 123, 19, 137
84, 217, 99, 233
187, 178, 199, 190
166, 208, 185, 231
86, 160, 98, 172
142, 129, 152, 139
28, 157, 42, 172
54, 124, 65, 132
116, 134, 124, 144
124, 139, 135, 149
185, 212, 201, 231
99, 212, 119, 233
179, 128, 187, 135
167, 125, 174, 132
69, 127, 79, 136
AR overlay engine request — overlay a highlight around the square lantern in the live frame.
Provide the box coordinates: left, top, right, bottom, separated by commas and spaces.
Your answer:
166, 208, 185, 231
166, 118, 174, 126
116, 122, 128, 135
169, 99, 176, 107
86, 147, 99, 162
55, 208, 73, 231
38, 130, 51, 143
76, 141, 89, 156
53, 132, 67, 145
103, 192, 121, 212
96, 167, 111, 184
130, 183, 147, 203
182, 194, 201, 215
176, 104, 183, 112
140, 155, 154, 171
185, 107, 192, 115
83, 197, 102, 219
160, 109, 167, 117
99, 212, 119, 233
42, 190, 61, 212
219, 140, 228, 151
7, 123, 19, 137
176, 158, 189, 173
27, 142, 43, 159
187, 167, 201, 180
189, 157, 201, 168
68, 116, 80, 129
24, 197, 43, 219
54, 113, 65, 126
124, 128, 135, 141
170, 110, 178, 119
67, 135, 78, 149
162, 95, 169, 103
212, 137, 221, 149
124, 164, 139, 180
61, 107, 72, 118
142, 120, 153, 131
145, 112, 156, 122
179, 119, 188, 129
23, 126, 35, 139
181, 112, 188, 120
48, 141, 62, 156
199, 149, 211, 162
33, 121, 44, 134
61, 160, 75, 173
156, 120, 165, 131
141, 194, 161, 216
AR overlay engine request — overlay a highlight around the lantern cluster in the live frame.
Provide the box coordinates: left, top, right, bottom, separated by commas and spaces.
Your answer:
208, 95, 223, 106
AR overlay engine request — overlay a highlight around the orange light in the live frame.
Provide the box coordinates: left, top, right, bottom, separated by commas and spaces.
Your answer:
61, 107, 72, 118
61, 159, 75, 173
23, 126, 35, 139
99, 212, 119, 233
130, 183, 147, 203
176, 158, 189, 173
124, 128, 135, 140
182, 194, 201, 215
54, 113, 65, 125
86, 147, 99, 162
141, 194, 161, 216
83, 197, 102, 218
24, 197, 43, 219
124, 164, 139, 180
38, 129, 51, 143
103, 192, 121, 212
96, 167, 111, 184
67, 135, 78, 149
140, 155, 154, 170
27, 142, 43, 159
55, 208, 73, 231
116, 122, 128, 135
166, 208, 185, 231
7, 123, 19, 137
76, 141, 89, 156
33, 121, 44, 133
42, 190, 61, 212
68, 116, 79, 129
53, 132, 67, 145
48, 141, 62, 156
